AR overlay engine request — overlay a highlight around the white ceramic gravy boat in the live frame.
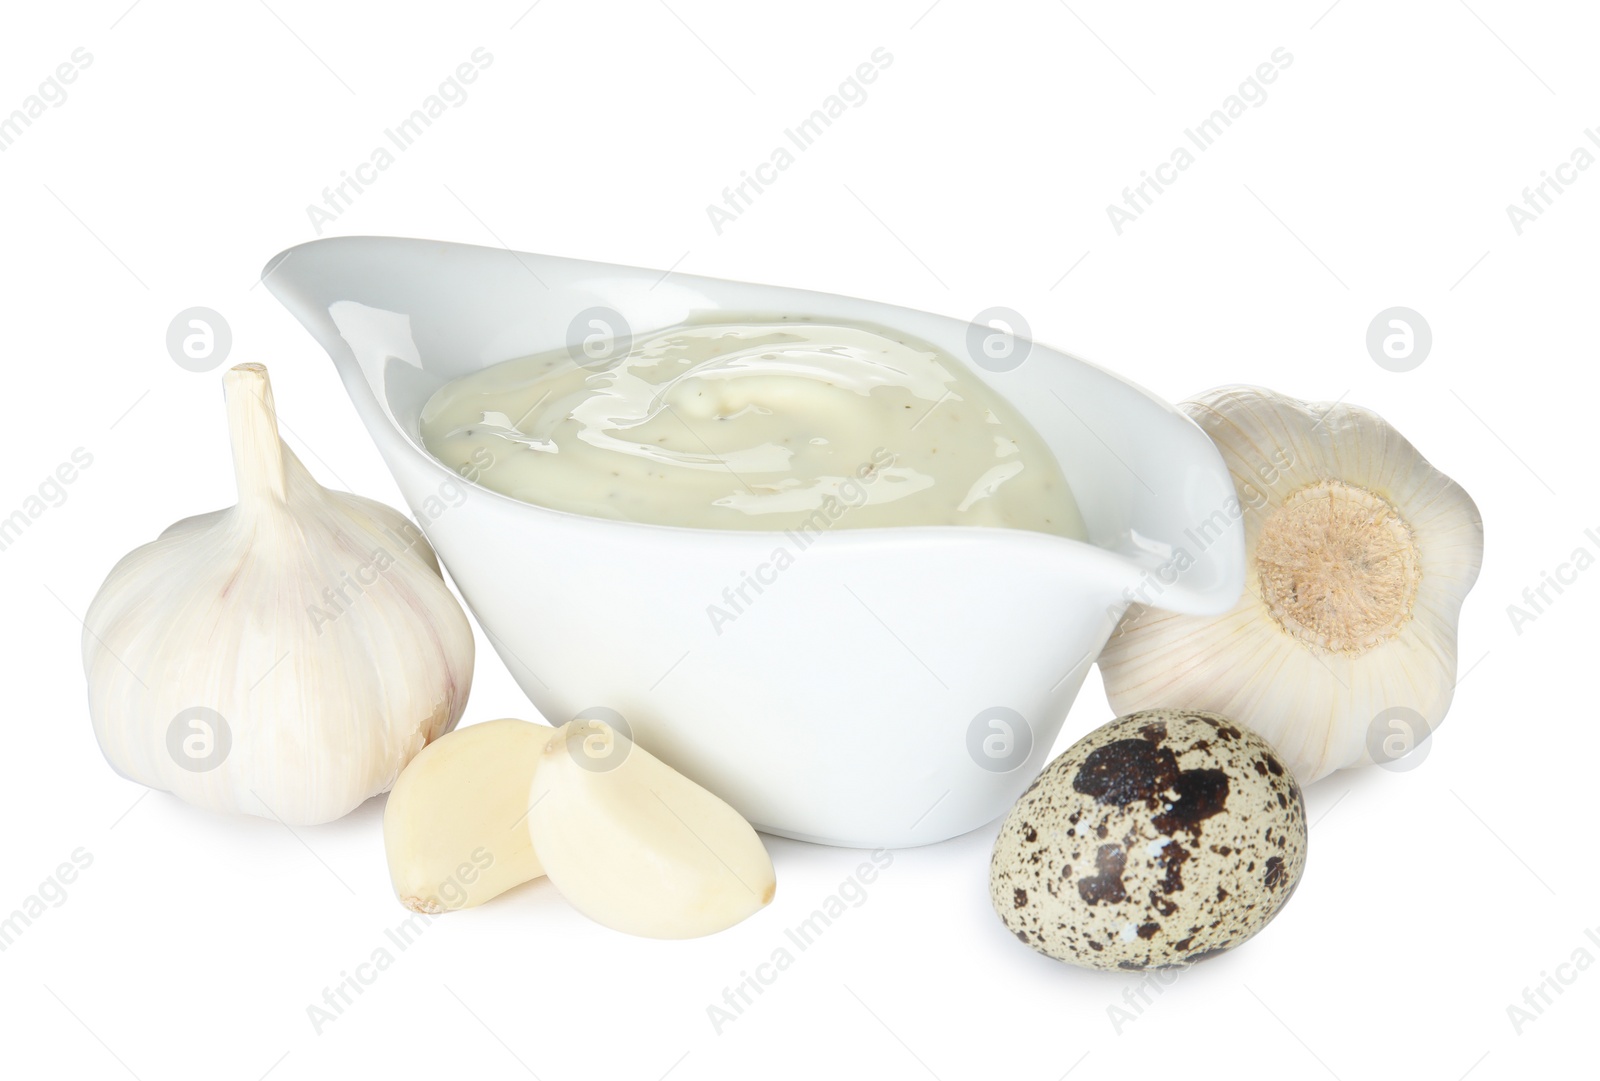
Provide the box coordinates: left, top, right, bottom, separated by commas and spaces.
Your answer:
264, 237, 1244, 848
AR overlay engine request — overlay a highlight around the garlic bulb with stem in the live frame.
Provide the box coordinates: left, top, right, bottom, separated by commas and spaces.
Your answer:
1096, 386, 1483, 784
83, 363, 474, 825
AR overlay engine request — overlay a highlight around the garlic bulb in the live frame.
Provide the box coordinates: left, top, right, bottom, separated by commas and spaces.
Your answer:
384, 718, 552, 913
1097, 386, 1482, 784
528, 719, 775, 938
83, 363, 474, 825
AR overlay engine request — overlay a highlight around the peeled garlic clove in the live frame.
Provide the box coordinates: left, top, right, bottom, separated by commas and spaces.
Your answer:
83, 363, 474, 825
528, 720, 776, 938
384, 718, 553, 913
1097, 386, 1483, 784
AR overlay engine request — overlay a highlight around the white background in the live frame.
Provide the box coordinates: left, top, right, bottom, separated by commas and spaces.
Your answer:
1, 1, 1594, 1078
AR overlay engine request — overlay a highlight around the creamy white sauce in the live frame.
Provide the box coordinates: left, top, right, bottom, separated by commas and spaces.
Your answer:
419, 319, 1085, 538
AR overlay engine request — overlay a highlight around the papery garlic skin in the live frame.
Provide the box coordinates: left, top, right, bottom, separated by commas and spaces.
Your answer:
384, 718, 552, 913
528, 720, 776, 939
83, 364, 474, 825
1097, 386, 1483, 785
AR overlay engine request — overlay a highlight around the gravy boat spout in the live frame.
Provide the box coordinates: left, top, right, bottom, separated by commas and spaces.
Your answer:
263, 236, 1244, 848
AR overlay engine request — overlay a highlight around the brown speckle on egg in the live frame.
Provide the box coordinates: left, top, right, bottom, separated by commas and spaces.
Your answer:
989, 709, 1308, 970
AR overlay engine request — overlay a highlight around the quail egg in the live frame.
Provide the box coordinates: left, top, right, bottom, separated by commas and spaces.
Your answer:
990, 709, 1307, 970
